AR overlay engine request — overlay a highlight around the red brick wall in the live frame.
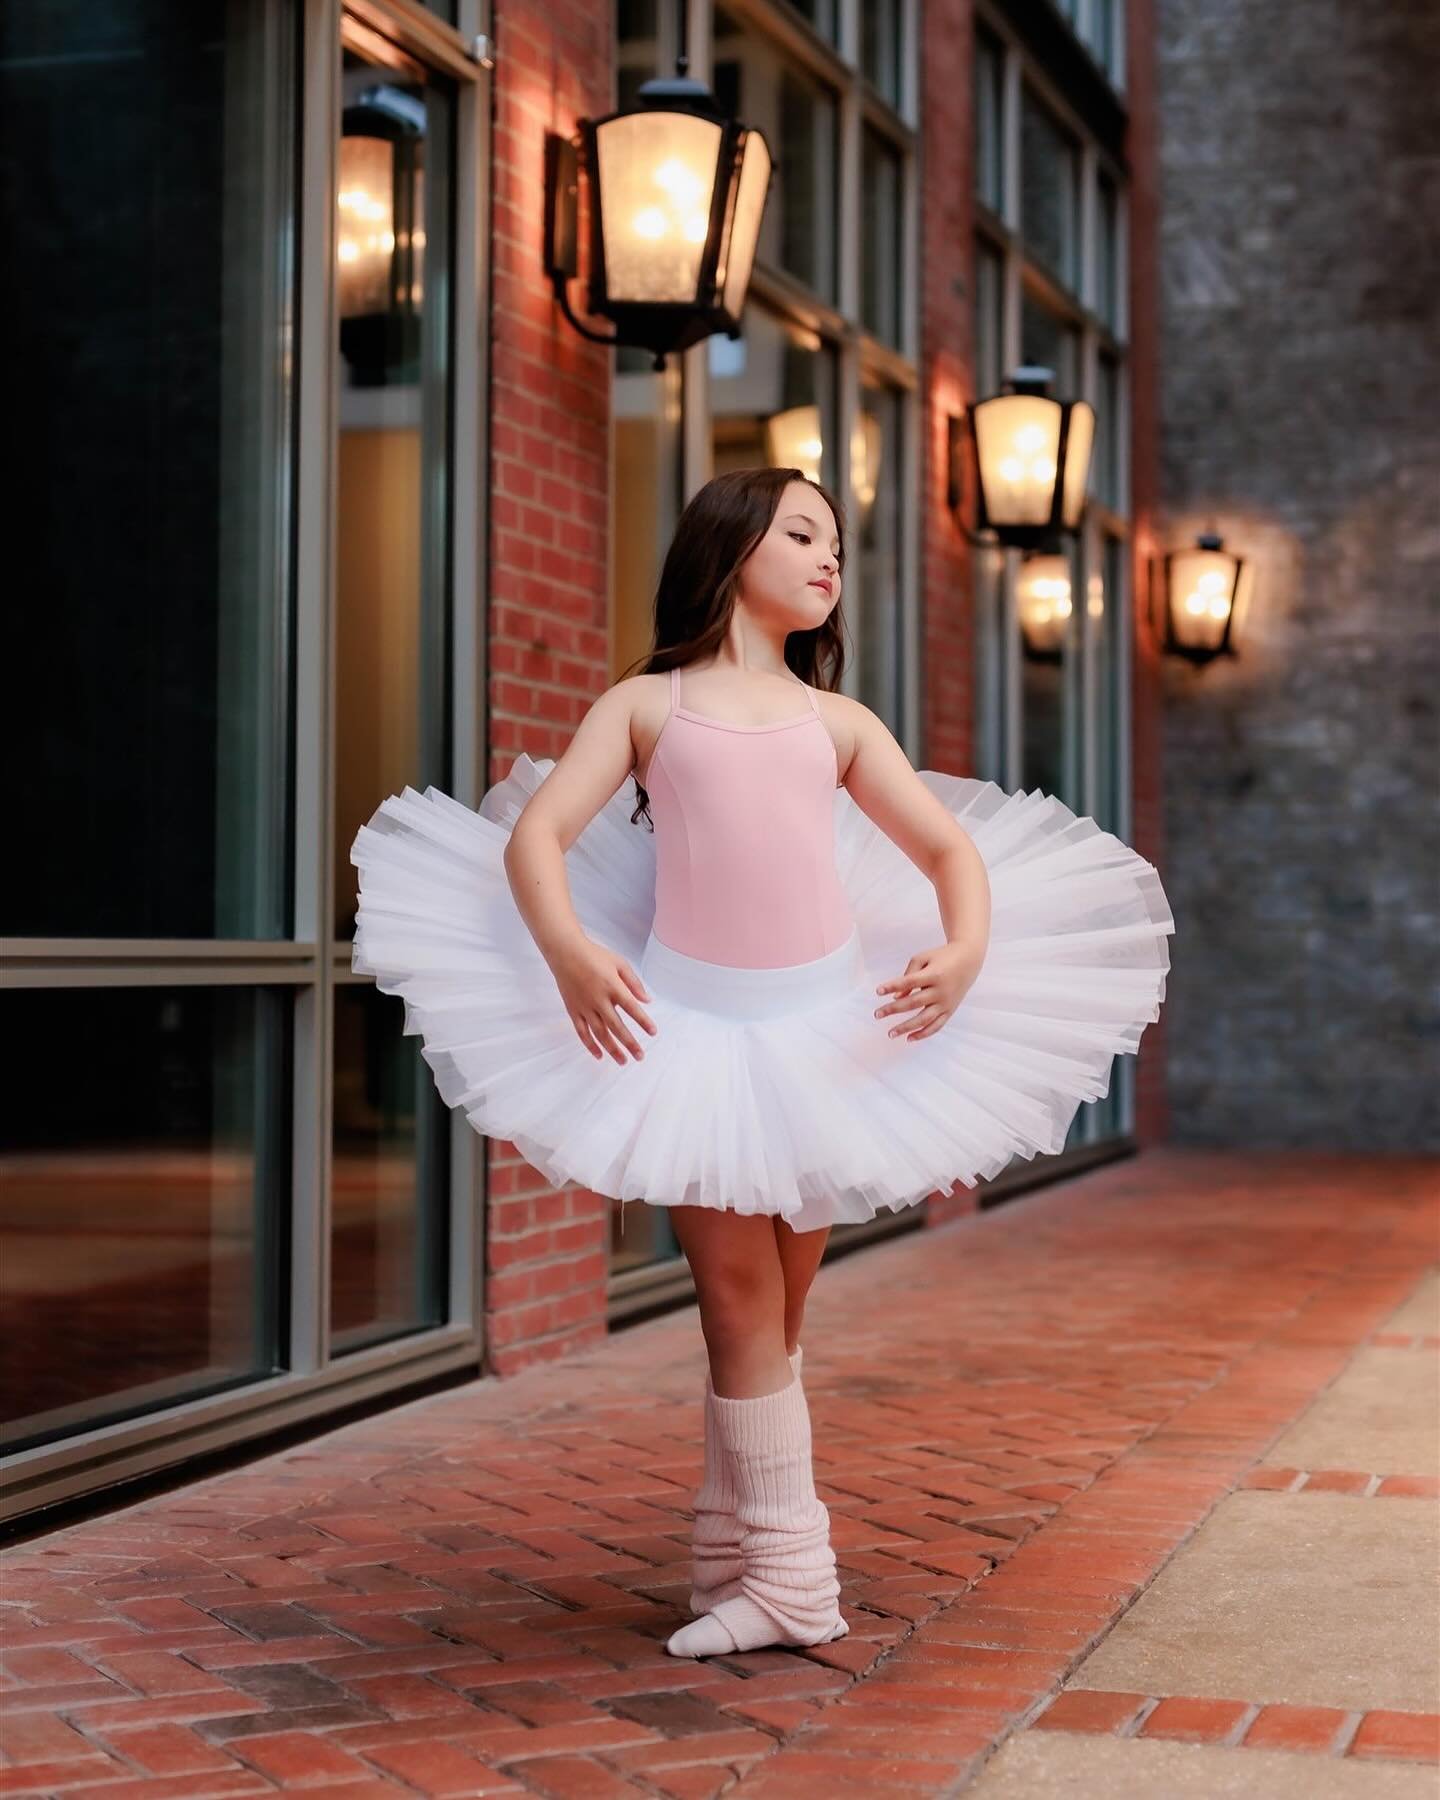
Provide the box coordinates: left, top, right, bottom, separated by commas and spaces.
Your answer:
920, 0, 983, 1230
1122, 0, 1170, 1146
483, 0, 614, 1374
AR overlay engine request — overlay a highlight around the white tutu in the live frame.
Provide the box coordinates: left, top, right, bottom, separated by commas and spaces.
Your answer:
350, 756, 1174, 1232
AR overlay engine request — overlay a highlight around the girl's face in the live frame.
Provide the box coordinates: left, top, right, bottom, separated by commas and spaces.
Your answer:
736, 480, 842, 629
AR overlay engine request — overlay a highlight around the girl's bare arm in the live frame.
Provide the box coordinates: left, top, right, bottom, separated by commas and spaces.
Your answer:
502, 679, 656, 1062
832, 693, 992, 1041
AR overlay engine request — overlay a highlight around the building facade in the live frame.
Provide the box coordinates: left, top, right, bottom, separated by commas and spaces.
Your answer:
1, 0, 1163, 1522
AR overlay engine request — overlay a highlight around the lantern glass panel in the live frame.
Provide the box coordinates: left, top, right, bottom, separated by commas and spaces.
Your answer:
594, 110, 724, 304
1060, 401, 1094, 528
719, 130, 770, 319
1169, 548, 1238, 653
974, 393, 1063, 527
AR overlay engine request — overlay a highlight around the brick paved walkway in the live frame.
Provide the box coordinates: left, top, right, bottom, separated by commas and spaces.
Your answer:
1, 1149, 1435, 1798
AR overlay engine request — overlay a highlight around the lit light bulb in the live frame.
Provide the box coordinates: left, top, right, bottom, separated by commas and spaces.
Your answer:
1015, 424, 1046, 452
683, 213, 708, 243
337, 238, 359, 264
1031, 457, 1057, 482
633, 207, 667, 240
998, 457, 1024, 482
654, 158, 704, 204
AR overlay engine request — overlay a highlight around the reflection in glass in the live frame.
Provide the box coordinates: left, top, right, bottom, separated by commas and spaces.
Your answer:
331, 983, 448, 1353
862, 0, 904, 108
856, 383, 904, 733
974, 25, 1005, 213
710, 308, 838, 487
333, 42, 454, 1356
333, 46, 454, 946
1021, 541, 1077, 803
3, 2, 296, 939
1020, 84, 1080, 290
0, 986, 288, 1453
714, 10, 838, 301
862, 128, 903, 346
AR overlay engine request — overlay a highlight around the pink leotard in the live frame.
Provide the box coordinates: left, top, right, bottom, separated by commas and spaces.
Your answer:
642, 665, 856, 969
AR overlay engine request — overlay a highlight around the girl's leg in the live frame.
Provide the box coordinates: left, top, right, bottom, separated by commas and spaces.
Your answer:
666, 1206, 845, 1657
669, 1205, 791, 1397
773, 1215, 829, 1355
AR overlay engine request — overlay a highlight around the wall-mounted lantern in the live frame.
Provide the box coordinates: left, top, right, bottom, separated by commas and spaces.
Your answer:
960, 366, 1095, 548
543, 60, 772, 371
1016, 547, 1072, 662
1156, 531, 1252, 663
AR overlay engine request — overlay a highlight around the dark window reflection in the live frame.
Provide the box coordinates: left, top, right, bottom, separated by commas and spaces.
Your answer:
1020, 84, 1080, 291
715, 10, 838, 302
861, 128, 903, 347
331, 983, 449, 1354
2, 2, 297, 940
862, 0, 904, 108
0, 986, 289, 1453
856, 382, 904, 733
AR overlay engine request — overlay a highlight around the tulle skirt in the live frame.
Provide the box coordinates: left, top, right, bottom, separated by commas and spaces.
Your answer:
350, 754, 1175, 1233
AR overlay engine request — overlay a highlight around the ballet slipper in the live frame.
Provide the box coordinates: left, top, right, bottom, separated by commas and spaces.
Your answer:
667, 1370, 846, 1658
689, 1347, 802, 1614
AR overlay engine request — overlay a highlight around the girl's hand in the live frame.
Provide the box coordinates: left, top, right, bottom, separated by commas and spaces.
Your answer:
875, 940, 985, 1042
549, 935, 657, 1063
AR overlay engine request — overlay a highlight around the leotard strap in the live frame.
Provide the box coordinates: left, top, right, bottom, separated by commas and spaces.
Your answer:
802, 681, 821, 717
669, 665, 681, 712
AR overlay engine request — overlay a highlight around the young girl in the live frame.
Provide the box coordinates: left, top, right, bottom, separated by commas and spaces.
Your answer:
351, 465, 1174, 1660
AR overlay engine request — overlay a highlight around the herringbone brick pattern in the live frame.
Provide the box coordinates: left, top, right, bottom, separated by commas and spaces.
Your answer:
1, 1149, 1434, 1796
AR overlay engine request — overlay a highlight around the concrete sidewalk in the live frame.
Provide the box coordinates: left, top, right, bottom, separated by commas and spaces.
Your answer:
1, 1148, 1435, 1798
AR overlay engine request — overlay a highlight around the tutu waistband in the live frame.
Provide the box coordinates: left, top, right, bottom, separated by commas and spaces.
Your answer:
638, 925, 865, 1021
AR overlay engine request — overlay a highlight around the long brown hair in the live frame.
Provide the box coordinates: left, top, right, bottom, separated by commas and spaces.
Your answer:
617, 466, 848, 829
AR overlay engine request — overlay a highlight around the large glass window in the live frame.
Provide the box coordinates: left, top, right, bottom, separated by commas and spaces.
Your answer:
3, 2, 297, 942
1, 986, 289, 1454
3, 0, 487, 1511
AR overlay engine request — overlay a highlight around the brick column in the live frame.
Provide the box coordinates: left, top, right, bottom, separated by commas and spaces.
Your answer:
483, 0, 613, 1373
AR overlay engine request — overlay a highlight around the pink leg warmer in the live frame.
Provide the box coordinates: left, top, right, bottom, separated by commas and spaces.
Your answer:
667, 1370, 847, 1657
689, 1346, 802, 1614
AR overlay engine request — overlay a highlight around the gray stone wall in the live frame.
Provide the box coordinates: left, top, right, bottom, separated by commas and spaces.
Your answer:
1154, 1, 1439, 1145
